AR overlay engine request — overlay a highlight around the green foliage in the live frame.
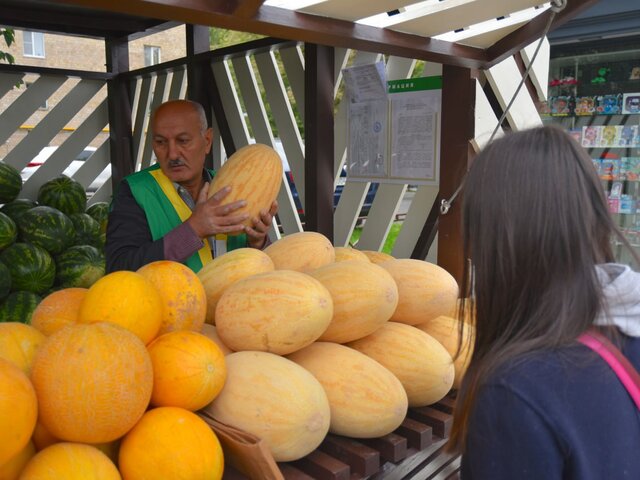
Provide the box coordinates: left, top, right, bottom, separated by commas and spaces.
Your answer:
0, 28, 15, 64
210, 28, 264, 49
350, 222, 403, 254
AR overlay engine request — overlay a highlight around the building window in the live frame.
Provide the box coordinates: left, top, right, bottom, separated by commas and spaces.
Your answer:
23, 31, 45, 58
144, 45, 161, 66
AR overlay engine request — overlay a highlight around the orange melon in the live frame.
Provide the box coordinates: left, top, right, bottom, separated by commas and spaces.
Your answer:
200, 324, 233, 355
216, 270, 333, 355
19, 443, 120, 480
77, 271, 163, 344
31, 421, 59, 452
288, 342, 408, 438
148, 331, 227, 411
204, 351, 330, 462
309, 261, 399, 343
0, 358, 37, 466
31, 322, 153, 444
333, 247, 370, 263
197, 248, 274, 325
416, 315, 475, 389
208, 143, 282, 230
0, 441, 35, 480
380, 259, 459, 325
137, 260, 207, 335
264, 231, 335, 272
119, 407, 224, 480
348, 322, 455, 406
0, 323, 45, 374
30, 288, 87, 336
362, 250, 394, 264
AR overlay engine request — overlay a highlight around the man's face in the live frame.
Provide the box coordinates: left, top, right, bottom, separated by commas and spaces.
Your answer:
151, 103, 212, 185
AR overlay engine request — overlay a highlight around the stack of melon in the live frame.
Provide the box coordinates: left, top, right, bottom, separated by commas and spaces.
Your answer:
0, 260, 226, 478
0, 162, 108, 324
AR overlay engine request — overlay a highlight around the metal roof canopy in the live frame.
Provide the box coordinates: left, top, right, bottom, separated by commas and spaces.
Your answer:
1, 0, 599, 69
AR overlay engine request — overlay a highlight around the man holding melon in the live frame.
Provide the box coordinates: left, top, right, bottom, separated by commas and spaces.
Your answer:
105, 100, 278, 273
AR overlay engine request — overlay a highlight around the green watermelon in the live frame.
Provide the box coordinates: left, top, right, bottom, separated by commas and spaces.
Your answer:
0, 262, 11, 301
0, 291, 41, 324
0, 243, 55, 294
55, 245, 105, 288
0, 161, 23, 204
0, 198, 38, 223
17, 206, 75, 255
0, 212, 17, 250
86, 201, 109, 230
69, 213, 101, 247
37, 174, 87, 216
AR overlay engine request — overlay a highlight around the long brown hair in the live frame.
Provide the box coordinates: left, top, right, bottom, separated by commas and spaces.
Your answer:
448, 125, 639, 451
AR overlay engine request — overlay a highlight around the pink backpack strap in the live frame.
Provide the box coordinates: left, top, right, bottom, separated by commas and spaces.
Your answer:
578, 329, 640, 410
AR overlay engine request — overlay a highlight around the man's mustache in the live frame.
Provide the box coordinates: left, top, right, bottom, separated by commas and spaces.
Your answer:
168, 159, 185, 167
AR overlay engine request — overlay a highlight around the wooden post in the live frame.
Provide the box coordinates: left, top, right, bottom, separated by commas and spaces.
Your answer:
304, 43, 334, 239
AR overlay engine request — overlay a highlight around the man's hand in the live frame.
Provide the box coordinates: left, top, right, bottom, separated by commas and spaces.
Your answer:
245, 200, 278, 249
187, 183, 249, 238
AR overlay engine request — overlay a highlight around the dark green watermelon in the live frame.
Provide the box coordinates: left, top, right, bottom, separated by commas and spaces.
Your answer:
17, 206, 74, 255
55, 245, 105, 288
0, 161, 22, 204
0, 262, 11, 301
37, 174, 87, 216
86, 201, 109, 231
0, 291, 41, 324
0, 212, 17, 250
0, 198, 38, 223
0, 243, 55, 294
69, 213, 101, 247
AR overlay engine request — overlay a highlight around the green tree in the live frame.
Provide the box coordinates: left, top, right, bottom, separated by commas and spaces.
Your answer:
0, 28, 16, 64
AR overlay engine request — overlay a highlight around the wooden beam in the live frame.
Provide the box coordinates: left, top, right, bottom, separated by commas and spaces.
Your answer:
486, 0, 602, 67
0, 63, 113, 80
54, 0, 489, 68
233, 0, 266, 19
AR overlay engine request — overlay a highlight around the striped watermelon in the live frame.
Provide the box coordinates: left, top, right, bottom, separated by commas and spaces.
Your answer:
0, 243, 55, 294
0, 291, 42, 323
17, 206, 74, 255
69, 213, 101, 247
0, 198, 38, 223
0, 161, 22, 203
86, 201, 109, 230
37, 174, 87, 215
0, 262, 10, 301
0, 212, 17, 250
55, 245, 105, 288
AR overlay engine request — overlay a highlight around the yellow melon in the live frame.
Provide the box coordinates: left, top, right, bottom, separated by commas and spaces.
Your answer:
333, 247, 370, 263
208, 143, 282, 229
264, 231, 335, 272
31, 421, 59, 452
416, 315, 475, 390
0, 358, 37, 466
0, 441, 35, 480
30, 288, 87, 336
200, 324, 233, 355
288, 342, 408, 438
137, 260, 207, 335
216, 270, 333, 355
204, 351, 330, 462
0, 323, 45, 374
362, 250, 394, 264
148, 331, 227, 411
19, 443, 120, 480
31, 322, 153, 444
197, 248, 274, 325
119, 407, 224, 480
77, 271, 163, 345
348, 322, 455, 406
310, 261, 398, 343
380, 259, 459, 325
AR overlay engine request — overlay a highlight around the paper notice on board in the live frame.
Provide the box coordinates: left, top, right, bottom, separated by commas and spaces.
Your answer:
342, 62, 387, 104
348, 100, 388, 178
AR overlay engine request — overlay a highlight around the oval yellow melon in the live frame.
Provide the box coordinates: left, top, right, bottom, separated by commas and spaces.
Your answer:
362, 250, 394, 264
19, 443, 120, 480
0, 441, 35, 480
348, 322, 455, 406
208, 143, 282, 229
204, 351, 330, 462
416, 315, 475, 390
216, 270, 333, 355
119, 407, 223, 480
333, 247, 370, 263
264, 231, 334, 272
310, 261, 398, 343
0, 358, 37, 466
200, 324, 233, 355
380, 259, 459, 325
31, 421, 59, 452
30, 288, 87, 336
31, 322, 153, 444
77, 271, 163, 345
288, 342, 408, 438
137, 260, 207, 335
197, 248, 274, 325
0, 323, 45, 374
148, 331, 227, 411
